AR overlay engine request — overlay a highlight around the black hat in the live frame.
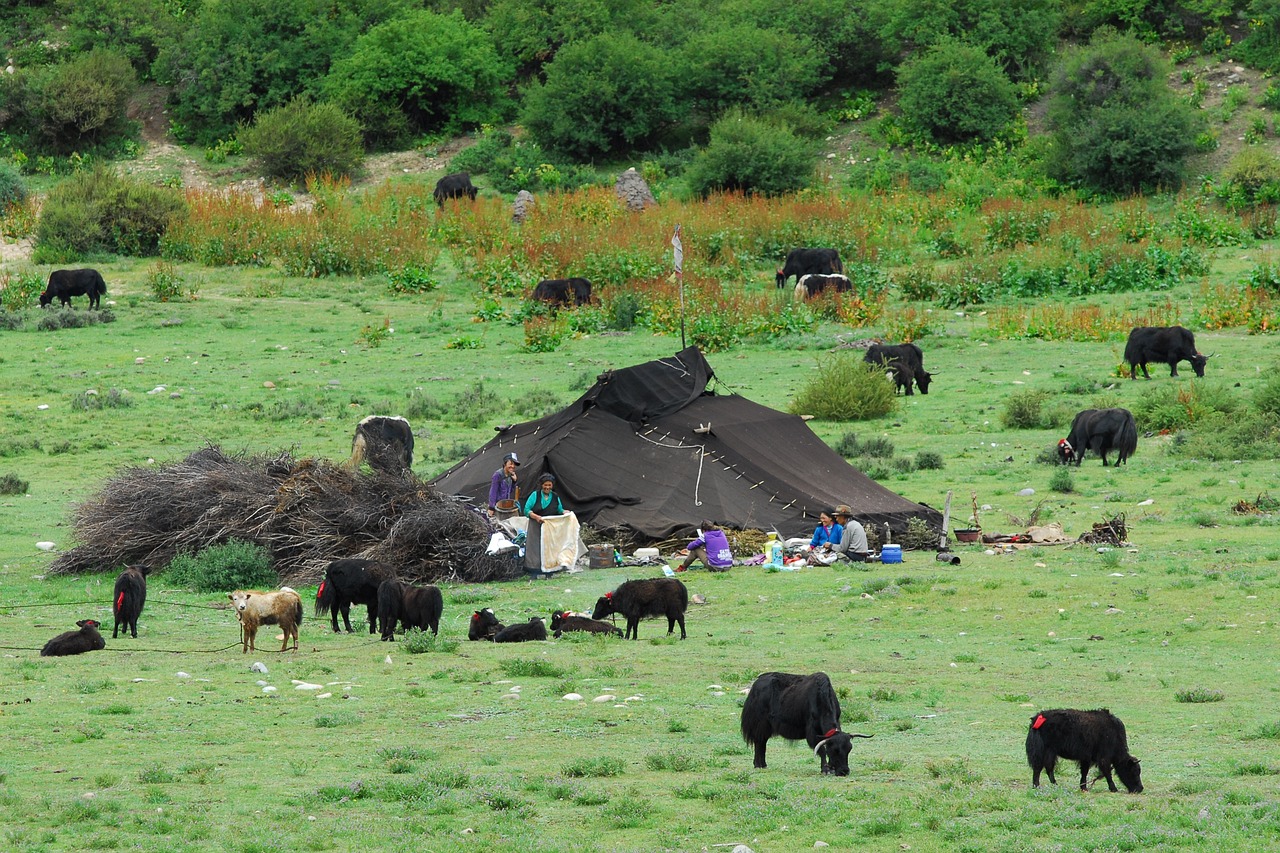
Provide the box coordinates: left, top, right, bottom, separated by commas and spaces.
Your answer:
538, 472, 556, 484
503, 452, 520, 466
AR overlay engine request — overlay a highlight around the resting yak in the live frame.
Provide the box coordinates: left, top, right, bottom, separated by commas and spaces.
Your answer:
1058, 408, 1137, 467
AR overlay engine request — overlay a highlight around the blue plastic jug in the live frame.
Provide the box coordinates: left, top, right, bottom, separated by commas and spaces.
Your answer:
881, 544, 903, 564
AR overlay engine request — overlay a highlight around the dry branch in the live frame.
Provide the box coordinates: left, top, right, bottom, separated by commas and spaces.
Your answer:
48, 445, 521, 585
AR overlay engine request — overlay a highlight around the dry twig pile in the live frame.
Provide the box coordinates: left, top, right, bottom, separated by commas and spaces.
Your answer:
1076, 513, 1129, 547
48, 445, 520, 585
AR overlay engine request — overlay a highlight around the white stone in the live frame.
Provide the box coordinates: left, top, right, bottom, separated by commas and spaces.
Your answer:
256, 680, 269, 687
262, 686, 277, 693
292, 681, 323, 690
563, 693, 583, 701
317, 692, 332, 699
35, 541, 56, 551
1018, 488, 1035, 496
37, 404, 49, 410
593, 695, 617, 703
1137, 499, 1154, 506
250, 661, 268, 673
176, 672, 191, 679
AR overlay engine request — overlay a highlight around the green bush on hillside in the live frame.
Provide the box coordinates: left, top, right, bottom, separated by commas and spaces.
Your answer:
789, 354, 897, 421
24, 48, 137, 153
1130, 380, 1240, 431
34, 165, 186, 262
896, 37, 1020, 145
0, 163, 27, 208
685, 109, 815, 197
1047, 29, 1201, 193
680, 23, 825, 115
324, 10, 513, 151
164, 539, 276, 593
522, 32, 681, 160
1216, 148, 1280, 210
239, 97, 363, 182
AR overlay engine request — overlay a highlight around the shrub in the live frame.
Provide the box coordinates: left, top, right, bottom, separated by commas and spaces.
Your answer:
1175, 687, 1225, 703
35, 165, 186, 261
522, 33, 681, 159
1049, 467, 1074, 493
896, 37, 1020, 144
239, 97, 363, 182
1217, 148, 1280, 210
1001, 390, 1050, 428
1169, 411, 1280, 460
1047, 30, 1201, 193
1254, 373, 1280, 417
0, 163, 27, 208
0, 473, 29, 495
0, 269, 45, 311
164, 539, 276, 593
147, 261, 195, 302
27, 48, 137, 153
324, 10, 513, 150
679, 24, 824, 114
685, 109, 816, 197
790, 354, 897, 421
1131, 381, 1241, 431
915, 451, 945, 470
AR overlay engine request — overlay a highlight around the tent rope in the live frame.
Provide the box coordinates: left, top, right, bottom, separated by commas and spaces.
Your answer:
634, 430, 707, 507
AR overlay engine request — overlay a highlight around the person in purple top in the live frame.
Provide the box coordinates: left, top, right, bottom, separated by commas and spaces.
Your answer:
677, 520, 734, 572
488, 452, 520, 515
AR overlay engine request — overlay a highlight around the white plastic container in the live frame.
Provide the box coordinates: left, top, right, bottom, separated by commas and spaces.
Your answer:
634, 547, 660, 561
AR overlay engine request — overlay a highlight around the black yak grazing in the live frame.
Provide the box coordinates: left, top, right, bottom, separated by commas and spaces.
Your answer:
550, 610, 622, 638
740, 672, 872, 775
1058, 408, 1138, 467
468, 608, 503, 641
111, 565, 147, 639
591, 578, 688, 640
315, 558, 396, 634
1026, 708, 1143, 793
376, 580, 443, 640
493, 617, 548, 642
41, 619, 106, 656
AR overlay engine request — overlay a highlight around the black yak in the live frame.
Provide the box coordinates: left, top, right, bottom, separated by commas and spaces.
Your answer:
531, 277, 592, 308
1124, 325, 1209, 380
740, 672, 872, 775
229, 588, 303, 653
591, 577, 688, 640
111, 565, 147, 639
433, 172, 478, 206
493, 617, 548, 642
1058, 408, 1138, 467
40, 268, 107, 309
315, 558, 395, 633
468, 608, 503, 641
41, 619, 106, 656
776, 248, 843, 288
376, 580, 443, 640
864, 342, 932, 395
1026, 708, 1143, 793
551, 610, 622, 638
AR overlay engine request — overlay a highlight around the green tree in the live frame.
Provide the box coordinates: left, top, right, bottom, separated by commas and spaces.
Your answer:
28, 48, 137, 152
1047, 29, 1201, 193
521, 32, 681, 159
239, 97, 364, 182
685, 109, 816, 197
55, 0, 185, 77
155, 0, 402, 144
1238, 0, 1280, 71
324, 9, 513, 150
896, 37, 1019, 144
882, 0, 1062, 80
679, 24, 825, 115
483, 0, 659, 78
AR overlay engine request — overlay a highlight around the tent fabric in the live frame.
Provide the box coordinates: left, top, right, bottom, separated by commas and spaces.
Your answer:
429, 347, 942, 544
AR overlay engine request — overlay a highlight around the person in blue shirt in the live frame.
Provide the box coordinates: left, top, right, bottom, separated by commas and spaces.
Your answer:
809, 510, 843, 550
677, 520, 733, 572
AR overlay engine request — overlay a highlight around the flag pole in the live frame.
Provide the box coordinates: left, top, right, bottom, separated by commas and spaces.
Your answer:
672, 223, 684, 349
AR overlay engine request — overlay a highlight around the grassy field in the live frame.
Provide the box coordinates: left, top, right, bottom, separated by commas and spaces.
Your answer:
1, 248, 1279, 851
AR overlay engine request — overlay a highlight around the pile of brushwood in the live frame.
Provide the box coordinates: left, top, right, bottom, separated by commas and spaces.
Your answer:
47, 445, 520, 584
1076, 513, 1129, 547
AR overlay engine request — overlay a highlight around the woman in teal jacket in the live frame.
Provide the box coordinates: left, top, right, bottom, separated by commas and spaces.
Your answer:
524, 473, 565, 570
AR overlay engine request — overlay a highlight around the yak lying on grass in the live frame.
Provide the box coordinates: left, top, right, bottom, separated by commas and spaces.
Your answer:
493, 617, 547, 642
41, 619, 106, 656
469, 608, 503, 641
550, 610, 622, 638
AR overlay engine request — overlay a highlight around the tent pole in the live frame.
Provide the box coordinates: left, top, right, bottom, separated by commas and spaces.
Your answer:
940, 489, 953, 549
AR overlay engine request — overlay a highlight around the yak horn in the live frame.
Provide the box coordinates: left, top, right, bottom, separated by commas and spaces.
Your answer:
813, 737, 833, 755
813, 732, 874, 754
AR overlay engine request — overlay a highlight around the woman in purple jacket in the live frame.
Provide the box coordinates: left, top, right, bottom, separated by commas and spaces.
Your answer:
677, 520, 733, 572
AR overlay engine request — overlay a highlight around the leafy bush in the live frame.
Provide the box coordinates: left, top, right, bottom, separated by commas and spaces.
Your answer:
679, 24, 824, 114
324, 10, 513, 150
790, 354, 897, 421
147, 261, 196, 301
1047, 30, 1201, 193
915, 450, 945, 470
1131, 381, 1241, 431
896, 37, 1020, 144
1169, 411, 1280, 460
1216, 148, 1280, 210
165, 539, 276, 593
522, 32, 681, 159
35, 165, 186, 261
0, 269, 45, 311
685, 109, 816, 197
25, 49, 137, 153
1254, 373, 1280, 417
1001, 390, 1050, 428
0, 163, 27, 208
1049, 467, 1074, 493
239, 97, 363, 182
0, 473, 29, 495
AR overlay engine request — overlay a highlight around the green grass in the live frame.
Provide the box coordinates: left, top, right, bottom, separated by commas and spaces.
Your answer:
1, 254, 1279, 851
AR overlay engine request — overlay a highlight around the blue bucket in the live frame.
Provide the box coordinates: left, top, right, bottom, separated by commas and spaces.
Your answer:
880, 544, 903, 564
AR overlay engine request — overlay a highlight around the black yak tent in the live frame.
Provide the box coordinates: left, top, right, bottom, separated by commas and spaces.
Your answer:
430, 346, 942, 543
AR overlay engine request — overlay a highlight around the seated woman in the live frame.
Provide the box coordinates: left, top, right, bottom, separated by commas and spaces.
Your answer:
829, 504, 870, 562
809, 510, 843, 551
677, 520, 733, 572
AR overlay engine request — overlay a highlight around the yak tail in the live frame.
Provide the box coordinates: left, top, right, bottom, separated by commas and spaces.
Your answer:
1119, 414, 1138, 460
1025, 725, 1048, 769
346, 432, 368, 470
314, 579, 333, 618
